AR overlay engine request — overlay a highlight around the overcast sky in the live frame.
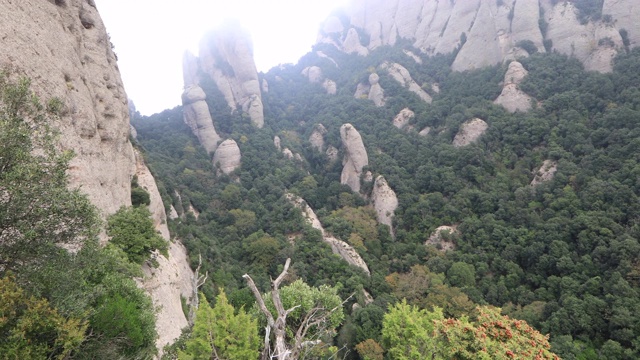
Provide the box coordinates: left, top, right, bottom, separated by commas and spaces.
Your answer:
95, 0, 349, 115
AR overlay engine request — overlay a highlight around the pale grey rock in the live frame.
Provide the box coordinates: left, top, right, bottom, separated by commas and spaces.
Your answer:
425, 225, 458, 251
368, 73, 385, 107
453, 118, 488, 147
326, 145, 339, 162
322, 79, 337, 95
364, 171, 374, 183
393, 108, 415, 129
274, 136, 282, 151
261, 78, 269, 93
316, 51, 339, 67
294, 153, 304, 162
354, 82, 370, 99
309, 124, 327, 152
419, 127, 431, 136
342, 28, 370, 56
130, 125, 138, 140
169, 205, 179, 220
135, 150, 194, 353
604, 0, 640, 47
187, 203, 200, 220
341, 124, 369, 193
494, 61, 533, 113
531, 160, 558, 186
380, 62, 432, 103
431, 83, 440, 94
0, 0, 136, 219
302, 66, 324, 83
283, 148, 294, 160
182, 85, 221, 154
198, 21, 264, 128
371, 176, 398, 236
183, 51, 200, 87
403, 49, 423, 64
287, 194, 370, 275
212, 139, 241, 175
323, 0, 635, 73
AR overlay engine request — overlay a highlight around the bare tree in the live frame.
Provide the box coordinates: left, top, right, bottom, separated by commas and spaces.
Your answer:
243, 258, 349, 360
188, 253, 208, 326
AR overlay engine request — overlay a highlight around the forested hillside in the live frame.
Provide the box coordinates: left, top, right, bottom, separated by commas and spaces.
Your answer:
133, 41, 640, 359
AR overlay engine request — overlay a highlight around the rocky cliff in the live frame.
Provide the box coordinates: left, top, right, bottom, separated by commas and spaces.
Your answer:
182, 85, 222, 154
371, 176, 398, 237
0, 0, 135, 217
318, 0, 638, 73
135, 151, 195, 353
340, 124, 369, 193
186, 21, 264, 128
494, 61, 533, 113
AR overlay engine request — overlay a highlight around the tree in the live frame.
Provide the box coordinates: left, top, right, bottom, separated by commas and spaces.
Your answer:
107, 206, 169, 264
243, 259, 346, 360
355, 339, 384, 360
0, 74, 99, 273
0, 275, 87, 359
179, 291, 260, 360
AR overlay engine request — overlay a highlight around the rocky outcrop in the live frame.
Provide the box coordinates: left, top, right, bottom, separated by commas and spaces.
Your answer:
425, 225, 458, 251
531, 160, 558, 186
274, 136, 282, 151
302, 66, 324, 83
322, 79, 337, 95
380, 62, 432, 103
403, 49, 423, 64
309, 124, 327, 152
318, 0, 637, 73
419, 127, 431, 136
0, 0, 135, 218
182, 85, 221, 154
393, 108, 415, 129
340, 124, 369, 193
453, 118, 488, 147
316, 51, 339, 67
261, 78, 269, 93
371, 176, 398, 236
494, 61, 533, 113
287, 194, 370, 275
326, 146, 339, 163
367, 73, 385, 107
196, 21, 264, 128
135, 150, 194, 353
212, 139, 241, 175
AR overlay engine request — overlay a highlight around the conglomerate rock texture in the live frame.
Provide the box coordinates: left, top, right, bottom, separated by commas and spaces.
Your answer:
0, 0, 135, 217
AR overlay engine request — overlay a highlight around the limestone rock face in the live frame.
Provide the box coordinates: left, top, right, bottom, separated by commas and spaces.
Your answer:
393, 108, 415, 129
367, 73, 385, 107
197, 21, 264, 128
0, 0, 135, 218
182, 85, 221, 154
380, 62, 432, 103
135, 150, 194, 353
419, 127, 431, 136
531, 160, 558, 186
371, 176, 398, 236
318, 0, 637, 73
212, 139, 241, 175
494, 61, 533, 113
425, 225, 458, 251
453, 118, 488, 147
274, 136, 282, 151
340, 124, 369, 193
287, 194, 370, 275
309, 124, 327, 152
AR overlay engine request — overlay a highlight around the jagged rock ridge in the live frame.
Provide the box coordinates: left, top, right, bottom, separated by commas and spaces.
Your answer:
287, 194, 370, 275
319, 0, 639, 73
184, 21, 264, 128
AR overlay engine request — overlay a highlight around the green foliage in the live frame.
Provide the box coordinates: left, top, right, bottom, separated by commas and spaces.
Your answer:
0, 275, 87, 360
179, 291, 259, 360
381, 299, 442, 359
107, 206, 169, 264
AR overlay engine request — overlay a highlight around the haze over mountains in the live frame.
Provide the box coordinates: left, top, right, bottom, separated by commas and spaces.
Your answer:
2, 0, 640, 358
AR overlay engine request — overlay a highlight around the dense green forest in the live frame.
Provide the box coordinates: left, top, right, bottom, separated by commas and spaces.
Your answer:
133, 42, 640, 359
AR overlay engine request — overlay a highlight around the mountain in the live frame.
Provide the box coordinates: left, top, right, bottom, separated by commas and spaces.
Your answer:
0, 0, 193, 355
318, 0, 639, 72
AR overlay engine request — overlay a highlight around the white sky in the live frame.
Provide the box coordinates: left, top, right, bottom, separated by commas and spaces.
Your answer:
95, 0, 349, 115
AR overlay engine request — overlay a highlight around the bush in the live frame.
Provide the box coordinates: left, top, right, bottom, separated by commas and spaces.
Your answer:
107, 206, 169, 264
